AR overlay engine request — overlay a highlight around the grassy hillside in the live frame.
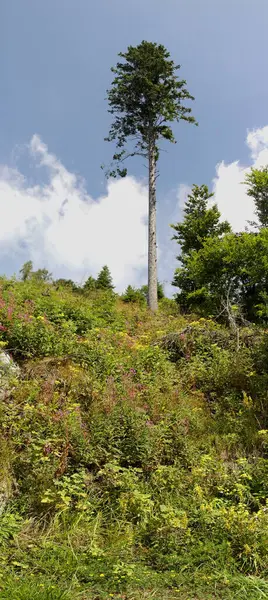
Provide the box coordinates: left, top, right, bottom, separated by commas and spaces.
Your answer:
0, 277, 267, 599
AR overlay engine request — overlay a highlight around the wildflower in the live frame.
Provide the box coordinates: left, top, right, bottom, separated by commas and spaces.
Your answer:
43, 444, 52, 455
7, 306, 13, 320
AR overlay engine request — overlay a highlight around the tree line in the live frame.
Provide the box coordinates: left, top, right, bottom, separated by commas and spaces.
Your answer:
18, 260, 165, 302
18, 164, 268, 325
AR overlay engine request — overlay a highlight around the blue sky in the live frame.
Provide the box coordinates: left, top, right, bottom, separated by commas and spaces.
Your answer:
1, 0, 268, 292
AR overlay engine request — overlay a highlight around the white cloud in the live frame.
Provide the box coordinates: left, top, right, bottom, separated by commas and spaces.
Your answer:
162, 125, 268, 298
177, 183, 192, 209
174, 126, 268, 234
0, 135, 148, 291
2, 126, 268, 297
213, 125, 268, 231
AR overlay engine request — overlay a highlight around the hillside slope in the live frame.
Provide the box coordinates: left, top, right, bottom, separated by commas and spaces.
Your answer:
0, 277, 267, 599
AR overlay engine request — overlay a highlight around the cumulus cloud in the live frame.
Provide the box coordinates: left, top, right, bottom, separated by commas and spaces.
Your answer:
176, 183, 192, 210
1, 126, 268, 297
163, 125, 268, 298
213, 125, 268, 231
174, 126, 268, 234
0, 135, 148, 291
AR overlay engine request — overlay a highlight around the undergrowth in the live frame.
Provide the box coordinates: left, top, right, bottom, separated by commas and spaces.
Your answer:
0, 278, 267, 599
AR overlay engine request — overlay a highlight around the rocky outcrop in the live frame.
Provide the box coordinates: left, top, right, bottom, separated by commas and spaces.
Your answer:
0, 351, 20, 400
0, 351, 20, 512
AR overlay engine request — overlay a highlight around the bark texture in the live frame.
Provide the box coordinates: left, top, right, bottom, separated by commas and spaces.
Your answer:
148, 141, 158, 311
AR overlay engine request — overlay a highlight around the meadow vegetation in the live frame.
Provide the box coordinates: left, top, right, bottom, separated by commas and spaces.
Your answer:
0, 274, 267, 599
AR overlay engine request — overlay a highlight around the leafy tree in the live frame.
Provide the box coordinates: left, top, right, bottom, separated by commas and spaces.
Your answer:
244, 166, 268, 228
83, 276, 96, 292
19, 261, 33, 281
96, 266, 114, 290
31, 268, 52, 283
173, 229, 268, 322
104, 41, 196, 311
55, 278, 78, 292
171, 184, 231, 256
19, 262, 52, 284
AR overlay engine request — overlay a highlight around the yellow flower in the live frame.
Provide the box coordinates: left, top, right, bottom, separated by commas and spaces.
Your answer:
99, 573, 105, 577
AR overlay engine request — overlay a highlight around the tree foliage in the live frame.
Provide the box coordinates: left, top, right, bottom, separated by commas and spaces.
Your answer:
172, 177, 268, 322
83, 275, 97, 292
104, 40, 196, 176
104, 40, 196, 311
244, 166, 268, 228
172, 184, 231, 313
96, 266, 114, 290
54, 278, 78, 292
140, 281, 165, 300
173, 227, 268, 322
19, 260, 33, 281
171, 184, 231, 256
31, 268, 52, 283
19, 262, 52, 283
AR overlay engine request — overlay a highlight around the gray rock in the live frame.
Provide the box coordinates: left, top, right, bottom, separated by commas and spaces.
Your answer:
0, 351, 20, 400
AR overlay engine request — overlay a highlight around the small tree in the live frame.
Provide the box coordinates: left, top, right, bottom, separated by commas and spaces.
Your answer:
104, 41, 196, 311
140, 281, 165, 301
19, 260, 33, 281
55, 278, 78, 292
83, 276, 96, 292
96, 266, 114, 290
244, 166, 268, 228
122, 285, 145, 304
31, 268, 52, 283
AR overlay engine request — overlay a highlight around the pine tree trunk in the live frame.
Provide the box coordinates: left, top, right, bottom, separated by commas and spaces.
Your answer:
148, 140, 158, 312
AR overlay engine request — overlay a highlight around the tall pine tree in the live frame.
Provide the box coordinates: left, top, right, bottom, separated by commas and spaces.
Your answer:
104, 41, 196, 311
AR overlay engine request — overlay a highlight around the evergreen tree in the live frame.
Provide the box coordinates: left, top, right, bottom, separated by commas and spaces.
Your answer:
171, 184, 231, 256
96, 266, 114, 290
83, 276, 96, 292
172, 184, 231, 313
122, 285, 145, 304
104, 41, 196, 311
